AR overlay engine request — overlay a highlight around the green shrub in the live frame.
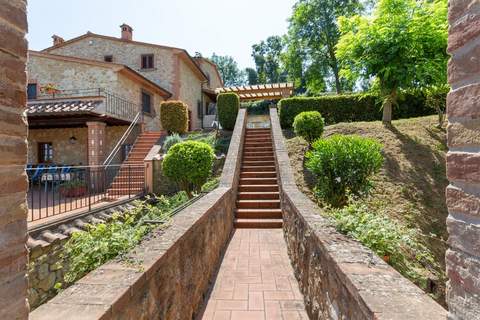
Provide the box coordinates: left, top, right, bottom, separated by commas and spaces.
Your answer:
217, 93, 239, 130
306, 134, 383, 207
278, 90, 445, 128
160, 101, 189, 134
241, 100, 272, 115
162, 141, 215, 198
162, 133, 182, 153
293, 111, 325, 144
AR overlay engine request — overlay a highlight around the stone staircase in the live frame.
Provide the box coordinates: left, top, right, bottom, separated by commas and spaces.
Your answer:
235, 128, 283, 228
107, 131, 163, 197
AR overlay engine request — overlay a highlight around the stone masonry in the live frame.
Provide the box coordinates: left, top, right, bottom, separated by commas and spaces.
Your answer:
446, 0, 480, 319
0, 0, 29, 319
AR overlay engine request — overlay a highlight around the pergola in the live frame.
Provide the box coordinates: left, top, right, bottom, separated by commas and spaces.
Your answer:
215, 83, 294, 101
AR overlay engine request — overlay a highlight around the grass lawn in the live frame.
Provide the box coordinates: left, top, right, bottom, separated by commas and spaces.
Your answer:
284, 115, 448, 305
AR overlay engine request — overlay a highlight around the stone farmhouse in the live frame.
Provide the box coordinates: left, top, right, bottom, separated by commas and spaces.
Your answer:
39, 24, 223, 130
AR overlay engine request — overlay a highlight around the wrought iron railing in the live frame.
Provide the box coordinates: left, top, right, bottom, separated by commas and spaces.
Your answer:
26, 164, 146, 223
33, 88, 139, 122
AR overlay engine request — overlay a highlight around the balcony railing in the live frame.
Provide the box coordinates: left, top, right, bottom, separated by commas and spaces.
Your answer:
26, 164, 145, 223
33, 88, 139, 122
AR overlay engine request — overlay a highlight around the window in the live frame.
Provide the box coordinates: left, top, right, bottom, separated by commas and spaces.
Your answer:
38, 142, 53, 163
104, 55, 113, 62
27, 83, 37, 100
142, 91, 152, 114
141, 54, 154, 69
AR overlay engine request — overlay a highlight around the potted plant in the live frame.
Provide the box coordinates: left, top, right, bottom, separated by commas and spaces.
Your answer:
59, 180, 87, 197
40, 83, 61, 95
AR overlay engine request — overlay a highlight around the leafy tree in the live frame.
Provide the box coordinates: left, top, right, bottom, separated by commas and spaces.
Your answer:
210, 53, 246, 86
336, 0, 448, 123
287, 0, 362, 94
252, 36, 288, 84
245, 67, 259, 85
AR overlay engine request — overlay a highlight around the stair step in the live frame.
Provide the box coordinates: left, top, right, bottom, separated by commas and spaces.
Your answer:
242, 166, 276, 172
244, 147, 273, 152
234, 218, 282, 229
244, 143, 272, 148
240, 172, 276, 178
240, 178, 277, 185
235, 208, 282, 219
242, 161, 275, 167
238, 185, 279, 192
244, 138, 272, 142
238, 192, 279, 200
243, 157, 275, 162
236, 199, 280, 209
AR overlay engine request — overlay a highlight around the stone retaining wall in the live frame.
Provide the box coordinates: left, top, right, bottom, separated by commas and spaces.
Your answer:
269, 107, 447, 319
30, 109, 246, 319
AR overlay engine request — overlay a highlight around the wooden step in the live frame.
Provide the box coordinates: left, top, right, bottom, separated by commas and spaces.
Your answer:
240, 172, 276, 178
243, 156, 275, 162
243, 147, 273, 152
244, 138, 272, 143
240, 178, 277, 185
242, 160, 275, 167
238, 184, 279, 192
236, 199, 280, 209
234, 218, 282, 229
244, 142, 272, 148
235, 208, 282, 219
242, 166, 276, 172
238, 192, 279, 200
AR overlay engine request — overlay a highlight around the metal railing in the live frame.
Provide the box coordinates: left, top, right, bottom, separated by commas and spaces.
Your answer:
26, 164, 146, 223
33, 88, 139, 122
104, 112, 143, 166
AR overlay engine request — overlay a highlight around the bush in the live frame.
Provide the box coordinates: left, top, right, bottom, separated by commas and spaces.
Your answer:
241, 100, 272, 115
306, 134, 383, 207
217, 93, 239, 130
293, 111, 325, 144
162, 141, 215, 198
160, 101, 189, 134
278, 90, 446, 128
162, 133, 182, 153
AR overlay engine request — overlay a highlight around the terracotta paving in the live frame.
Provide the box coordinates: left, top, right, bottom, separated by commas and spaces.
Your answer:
199, 228, 308, 320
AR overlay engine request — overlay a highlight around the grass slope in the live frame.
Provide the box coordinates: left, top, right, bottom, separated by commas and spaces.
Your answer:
284, 115, 448, 305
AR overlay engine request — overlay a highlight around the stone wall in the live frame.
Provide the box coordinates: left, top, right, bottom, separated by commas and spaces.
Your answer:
446, 1, 480, 319
0, 1, 29, 318
30, 109, 247, 320
269, 107, 446, 319
179, 58, 203, 130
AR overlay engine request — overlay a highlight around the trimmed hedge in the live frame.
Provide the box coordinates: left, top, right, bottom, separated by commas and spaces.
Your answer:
217, 93, 239, 130
293, 111, 325, 144
278, 92, 444, 128
160, 101, 189, 134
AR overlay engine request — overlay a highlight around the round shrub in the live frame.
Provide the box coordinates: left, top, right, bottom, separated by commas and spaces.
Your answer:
217, 92, 239, 130
162, 141, 215, 198
162, 133, 182, 153
160, 101, 189, 134
306, 134, 383, 207
293, 111, 325, 144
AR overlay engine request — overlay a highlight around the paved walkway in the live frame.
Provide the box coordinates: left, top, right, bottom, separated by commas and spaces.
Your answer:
199, 229, 308, 320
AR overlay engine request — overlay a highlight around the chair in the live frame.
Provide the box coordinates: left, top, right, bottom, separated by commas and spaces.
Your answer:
31, 164, 45, 183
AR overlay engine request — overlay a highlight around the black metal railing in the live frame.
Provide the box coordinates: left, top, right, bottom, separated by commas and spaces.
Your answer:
26, 164, 146, 223
33, 88, 139, 122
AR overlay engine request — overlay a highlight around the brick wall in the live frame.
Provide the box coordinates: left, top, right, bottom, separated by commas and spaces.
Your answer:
0, 0, 29, 318
446, 1, 480, 319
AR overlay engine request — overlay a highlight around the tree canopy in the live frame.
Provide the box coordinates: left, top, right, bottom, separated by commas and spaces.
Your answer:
210, 53, 246, 87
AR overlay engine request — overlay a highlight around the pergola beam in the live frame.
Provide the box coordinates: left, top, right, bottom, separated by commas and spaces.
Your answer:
215, 82, 294, 102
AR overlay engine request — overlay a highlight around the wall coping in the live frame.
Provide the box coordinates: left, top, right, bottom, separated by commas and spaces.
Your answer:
30, 109, 248, 320
269, 107, 447, 319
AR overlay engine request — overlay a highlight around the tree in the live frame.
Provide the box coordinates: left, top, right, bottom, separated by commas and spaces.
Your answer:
245, 68, 259, 85
287, 0, 362, 94
210, 53, 246, 87
252, 36, 288, 84
336, 0, 448, 123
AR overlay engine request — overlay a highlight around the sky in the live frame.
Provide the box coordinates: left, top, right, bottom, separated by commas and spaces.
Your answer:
27, 0, 296, 69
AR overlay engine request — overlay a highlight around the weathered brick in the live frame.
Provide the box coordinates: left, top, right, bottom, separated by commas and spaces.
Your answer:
0, 192, 27, 228
446, 249, 480, 296
447, 281, 480, 320
447, 38, 480, 86
447, 185, 480, 217
448, 0, 480, 24
447, 152, 480, 183
447, 120, 480, 148
0, 0, 27, 32
447, 83, 480, 119
0, 136, 28, 166
0, 219, 28, 250
0, 21, 27, 57
0, 108, 27, 137
447, 213, 480, 257
448, 12, 480, 53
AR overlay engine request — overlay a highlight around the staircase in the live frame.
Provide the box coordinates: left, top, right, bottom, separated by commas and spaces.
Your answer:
107, 131, 163, 198
234, 128, 283, 228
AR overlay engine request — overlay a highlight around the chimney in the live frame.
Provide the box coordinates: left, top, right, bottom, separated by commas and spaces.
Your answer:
120, 24, 133, 41
52, 35, 64, 46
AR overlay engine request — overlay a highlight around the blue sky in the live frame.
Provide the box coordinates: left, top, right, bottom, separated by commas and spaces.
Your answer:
27, 0, 296, 69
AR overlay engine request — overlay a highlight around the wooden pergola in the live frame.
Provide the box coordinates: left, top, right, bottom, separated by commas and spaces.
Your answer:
215, 83, 294, 101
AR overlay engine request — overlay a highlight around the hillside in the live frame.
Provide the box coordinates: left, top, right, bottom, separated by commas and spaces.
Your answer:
284, 115, 448, 305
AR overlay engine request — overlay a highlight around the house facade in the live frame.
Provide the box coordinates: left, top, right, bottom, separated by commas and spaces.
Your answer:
41, 24, 223, 130
27, 51, 171, 166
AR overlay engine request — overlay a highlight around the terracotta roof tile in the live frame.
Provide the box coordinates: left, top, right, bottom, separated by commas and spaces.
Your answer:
27, 100, 102, 115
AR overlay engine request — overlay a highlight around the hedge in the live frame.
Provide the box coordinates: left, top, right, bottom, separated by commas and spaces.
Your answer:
217, 93, 239, 130
160, 101, 189, 134
278, 91, 444, 128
